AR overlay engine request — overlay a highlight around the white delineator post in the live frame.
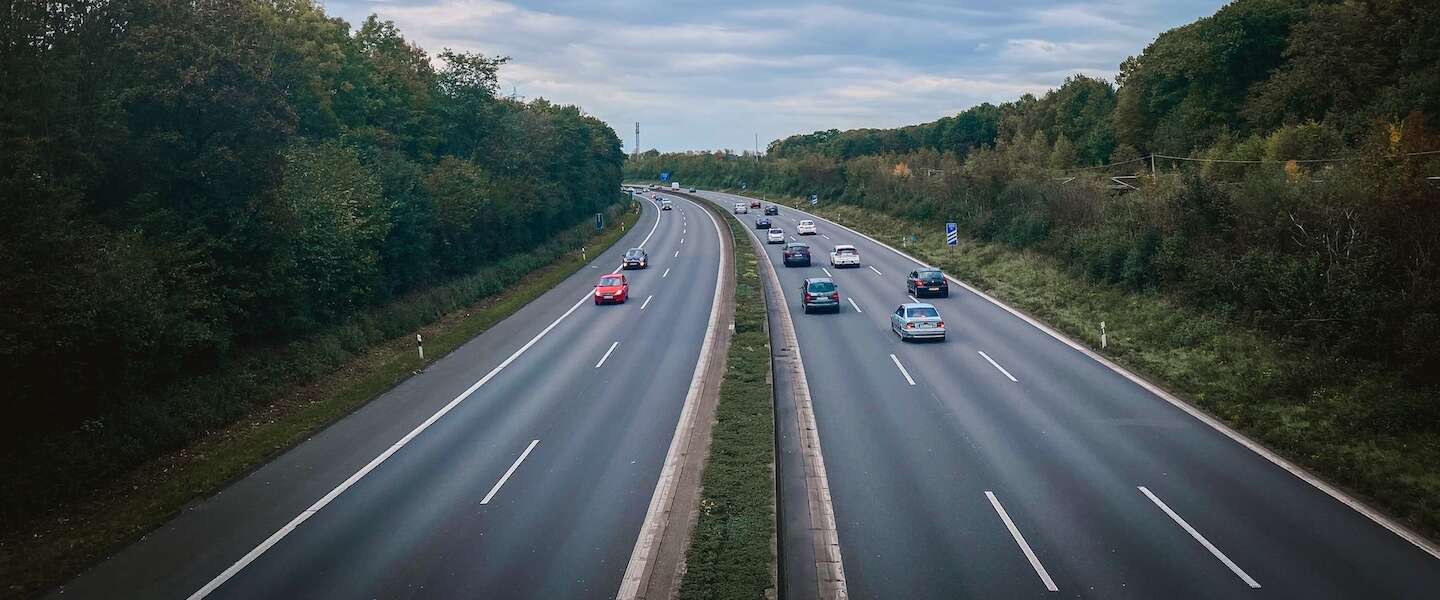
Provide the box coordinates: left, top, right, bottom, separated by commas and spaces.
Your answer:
416, 334, 424, 361
1101, 321, 1107, 349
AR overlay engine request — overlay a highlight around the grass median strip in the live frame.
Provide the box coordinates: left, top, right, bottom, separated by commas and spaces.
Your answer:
677, 209, 776, 600
1, 204, 641, 599
758, 191, 1440, 542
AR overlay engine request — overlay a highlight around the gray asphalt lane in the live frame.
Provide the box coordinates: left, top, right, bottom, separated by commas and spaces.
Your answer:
54, 197, 724, 600
701, 190, 1440, 599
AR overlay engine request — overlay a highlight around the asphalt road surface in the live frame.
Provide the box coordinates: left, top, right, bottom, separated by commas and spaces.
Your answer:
53, 195, 723, 599
700, 190, 1440, 600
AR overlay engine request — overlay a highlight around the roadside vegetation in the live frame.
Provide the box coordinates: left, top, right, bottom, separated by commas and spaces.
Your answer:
628, 0, 1440, 537
0, 204, 639, 598
678, 207, 776, 599
2, 0, 624, 594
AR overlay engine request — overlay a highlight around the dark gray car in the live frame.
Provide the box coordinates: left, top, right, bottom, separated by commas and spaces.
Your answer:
800, 277, 840, 313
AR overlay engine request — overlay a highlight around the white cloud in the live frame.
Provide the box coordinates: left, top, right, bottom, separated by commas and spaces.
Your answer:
326, 0, 1229, 151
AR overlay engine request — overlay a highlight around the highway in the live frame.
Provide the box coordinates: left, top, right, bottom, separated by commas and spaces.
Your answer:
699, 190, 1440, 599
52, 195, 725, 599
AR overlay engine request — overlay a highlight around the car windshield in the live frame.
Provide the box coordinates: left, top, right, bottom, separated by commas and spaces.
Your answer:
807, 281, 836, 293
600, 277, 622, 286
907, 307, 939, 318
626, 250, 643, 257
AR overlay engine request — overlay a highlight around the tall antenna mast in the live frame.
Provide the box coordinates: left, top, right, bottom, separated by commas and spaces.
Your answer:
635, 122, 640, 158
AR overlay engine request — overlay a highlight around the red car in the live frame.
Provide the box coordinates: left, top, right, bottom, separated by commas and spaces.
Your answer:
594, 273, 629, 304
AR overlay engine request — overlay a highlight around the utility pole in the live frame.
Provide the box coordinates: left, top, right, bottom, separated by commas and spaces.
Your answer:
754, 132, 759, 161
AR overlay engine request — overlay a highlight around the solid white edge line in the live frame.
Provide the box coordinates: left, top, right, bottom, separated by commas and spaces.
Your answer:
480, 439, 540, 505
713, 189, 1440, 561
595, 341, 620, 369
1139, 486, 1261, 588
868, 265, 883, 276
847, 297, 862, 313
985, 491, 1059, 592
189, 200, 665, 600
978, 350, 1019, 383
617, 196, 728, 599
662, 267, 671, 278
640, 295, 653, 310
889, 353, 916, 386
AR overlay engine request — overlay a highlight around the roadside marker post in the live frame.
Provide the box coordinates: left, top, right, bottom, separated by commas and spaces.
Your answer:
946, 222, 958, 248
1101, 321, 1107, 349
416, 334, 424, 361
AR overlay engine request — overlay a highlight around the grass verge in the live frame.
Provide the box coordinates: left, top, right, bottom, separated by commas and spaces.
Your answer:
0, 202, 641, 599
754, 191, 1440, 542
677, 207, 776, 599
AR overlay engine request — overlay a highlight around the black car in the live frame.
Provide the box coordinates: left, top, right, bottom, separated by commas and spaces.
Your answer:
782, 242, 811, 267
755, 217, 772, 230
622, 248, 649, 269
764, 204, 779, 215
907, 267, 949, 297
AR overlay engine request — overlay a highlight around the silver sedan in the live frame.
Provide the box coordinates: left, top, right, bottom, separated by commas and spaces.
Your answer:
891, 302, 946, 341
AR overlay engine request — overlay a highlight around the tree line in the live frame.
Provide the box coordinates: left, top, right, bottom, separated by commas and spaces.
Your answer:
627, 0, 1440, 387
1, 1, 622, 481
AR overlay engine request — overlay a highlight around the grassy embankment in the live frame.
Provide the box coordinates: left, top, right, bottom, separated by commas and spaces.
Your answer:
757, 191, 1440, 541
1, 202, 640, 599
676, 207, 777, 599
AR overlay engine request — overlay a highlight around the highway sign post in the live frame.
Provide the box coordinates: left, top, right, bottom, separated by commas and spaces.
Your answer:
946, 222, 958, 247
810, 194, 818, 206
659, 171, 670, 182
595, 212, 604, 230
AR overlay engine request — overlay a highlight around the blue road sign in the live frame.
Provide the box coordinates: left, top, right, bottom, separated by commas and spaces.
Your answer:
659, 171, 671, 181
946, 222, 958, 246
810, 194, 819, 206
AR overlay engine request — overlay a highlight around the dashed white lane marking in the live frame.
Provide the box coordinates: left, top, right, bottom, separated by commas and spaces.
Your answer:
822, 234, 832, 240
848, 298, 862, 313
977, 351, 1019, 383
595, 341, 620, 369
640, 295, 653, 310
822, 267, 833, 277
869, 265, 883, 276
662, 268, 671, 278
985, 491, 1059, 592
908, 294, 918, 302
681, 238, 685, 244
674, 250, 680, 257
481, 439, 540, 505
1139, 486, 1261, 588
889, 354, 916, 386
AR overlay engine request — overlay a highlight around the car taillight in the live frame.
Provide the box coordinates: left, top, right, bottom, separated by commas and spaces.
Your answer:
937, 321, 944, 328
830, 292, 839, 300
804, 293, 814, 301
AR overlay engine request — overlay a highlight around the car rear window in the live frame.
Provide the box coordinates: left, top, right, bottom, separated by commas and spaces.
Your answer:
770, 228, 783, 233
907, 307, 939, 318
800, 220, 814, 225
600, 277, 622, 286
807, 281, 836, 293
836, 248, 857, 255
918, 270, 944, 281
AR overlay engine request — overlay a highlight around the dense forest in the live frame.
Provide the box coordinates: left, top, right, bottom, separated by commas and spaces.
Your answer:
2, 0, 622, 526
628, 0, 1440, 383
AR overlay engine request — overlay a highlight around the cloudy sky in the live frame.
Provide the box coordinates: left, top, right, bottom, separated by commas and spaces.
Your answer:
325, 0, 1228, 152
